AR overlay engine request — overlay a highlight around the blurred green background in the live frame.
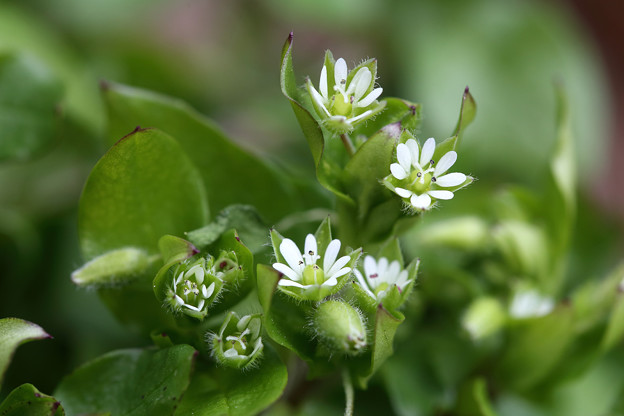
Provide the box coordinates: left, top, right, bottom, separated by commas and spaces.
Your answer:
1, 0, 622, 414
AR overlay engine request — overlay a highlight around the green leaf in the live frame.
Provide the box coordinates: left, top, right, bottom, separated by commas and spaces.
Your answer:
0, 318, 51, 389
456, 378, 498, 416
0, 383, 64, 416
78, 127, 209, 260
602, 292, 624, 352
496, 305, 574, 391
452, 87, 477, 144
102, 82, 298, 223
186, 205, 268, 255
54, 345, 196, 416
256, 264, 317, 362
71, 247, 156, 288
0, 53, 63, 162
175, 347, 287, 416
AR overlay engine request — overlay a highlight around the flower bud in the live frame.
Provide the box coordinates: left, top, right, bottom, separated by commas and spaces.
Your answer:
462, 297, 506, 340
164, 257, 223, 319
313, 300, 367, 355
213, 250, 245, 284
210, 312, 263, 369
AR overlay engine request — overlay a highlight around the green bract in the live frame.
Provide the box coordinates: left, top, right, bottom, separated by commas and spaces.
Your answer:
210, 312, 263, 370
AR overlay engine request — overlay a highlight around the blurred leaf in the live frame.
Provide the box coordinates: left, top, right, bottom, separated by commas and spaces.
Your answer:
0, 318, 51, 389
497, 305, 574, 391
175, 347, 287, 416
602, 292, 624, 352
78, 127, 208, 260
456, 378, 498, 416
54, 345, 196, 416
186, 205, 268, 255
0, 53, 63, 162
102, 82, 298, 223
158, 235, 199, 266
0, 383, 64, 416
71, 247, 156, 288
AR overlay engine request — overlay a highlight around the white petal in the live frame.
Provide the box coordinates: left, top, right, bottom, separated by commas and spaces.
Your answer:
349, 67, 372, 99
386, 261, 401, 283
434, 151, 457, 176
395, 270, 410, 289
428, 190, 454, 200
377, 257, 388, 276
320, 65, 328, 99
304, 234, 318, 265
329, 267, 351, 280
346, 110, 372, 124
278, 279, 306, 288
279, 238, 304, 273
396, 143, 412, 171
174, 294, 185, 306
354, 270, 376, 298
406, 139, 420, 167
323, 239, 341, 272
358, 87, 382, 107
321, 275, 338, 287
420, 138, 436, 167
363, 255, 377, 278
327, 255, 350, 277
223, 348, 239, 358
410, 193, 432, 209
390, 163, 408, 180
272, 263, 301, 281
434, 172, 466, 187
394, 187, 412, 198
334, 58, 348, 87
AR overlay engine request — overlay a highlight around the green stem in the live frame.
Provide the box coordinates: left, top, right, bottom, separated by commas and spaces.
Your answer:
343, 369, 354, 416
340, 133, 355, 157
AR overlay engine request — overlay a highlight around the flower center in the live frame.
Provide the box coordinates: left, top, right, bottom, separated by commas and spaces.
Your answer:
302, 264, 325, 285
331, 92, 352, 116
226, 329, 250, 355
408, 171, 433, 194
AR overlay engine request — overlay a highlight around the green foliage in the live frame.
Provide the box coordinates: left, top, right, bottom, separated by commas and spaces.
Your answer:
0, 384, 64, 416
54, 345, 196, 416
0, 319, 50, 389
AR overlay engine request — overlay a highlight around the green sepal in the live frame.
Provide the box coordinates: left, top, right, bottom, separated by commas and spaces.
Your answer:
0, 383, 64, 416
355, 97, 422, 139
0, 318, 51, 389
150, 330, 174, 349
158, 235, 199, 266
452, 87, 477, 144
71, 247, 156, 288
347, 58, 378, 98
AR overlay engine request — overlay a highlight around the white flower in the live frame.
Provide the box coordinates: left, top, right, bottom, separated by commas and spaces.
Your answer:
272, 234, 351, 291
354, 255, 411, 301
306, 57, 383, 132
166, 258, 222, 319
509, 289, 555, 319
389, 138, 468, 210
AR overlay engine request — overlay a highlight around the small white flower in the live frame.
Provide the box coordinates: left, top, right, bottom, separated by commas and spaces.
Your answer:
354, 255, 411, 301
272, 234, 352, 291
509, 289, 555, 319
388, 138, 468, 211
306, 57, 384, 133
167, 258, 222, 319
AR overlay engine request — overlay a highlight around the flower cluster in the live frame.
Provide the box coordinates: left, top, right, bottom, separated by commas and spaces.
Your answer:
306, 55, 385, 134
385, 137, 470, 211
210, 312, 263, 369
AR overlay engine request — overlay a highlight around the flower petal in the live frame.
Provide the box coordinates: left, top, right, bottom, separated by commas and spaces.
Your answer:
329, 267, 351, 280
309, 85, 330, 116
435, 172, 466, 187
358, 87, 382, 107
394, 187, 412, 198
410, 193, 432, 209
272, 263, 301, 281
349, 67, 372, 99
279, 238, 304, 273
323, 239, 341, 272
390, 163, 408, 180
327, 255, 351, 277
406, 139, 420, 167
386, 261, 401, 283
396, 143, 412, 171
304, 234, 318, 265
428, 190, 454, 200
354, 270, 376, 298
334, 58, 348, 87
434, 151, 457, 176
278, 279, 306, 288
363, 255, 377, 278
321, 275, 338, 287
204, 282, 216, 298
346, 110, 372, 124
320, 65, 328, 99
420, 138, 436, 167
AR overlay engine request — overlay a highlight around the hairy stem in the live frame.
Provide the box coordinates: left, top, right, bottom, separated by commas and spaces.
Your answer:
343, 369, 354, 416
340, 133, 355, 157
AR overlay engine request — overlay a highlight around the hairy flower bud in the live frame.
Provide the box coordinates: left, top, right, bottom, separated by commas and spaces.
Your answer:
313, 300, 367, 355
